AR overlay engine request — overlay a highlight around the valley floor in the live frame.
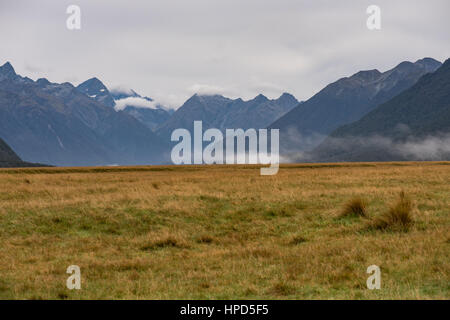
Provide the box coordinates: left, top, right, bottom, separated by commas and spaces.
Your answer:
0, 162, 448, 299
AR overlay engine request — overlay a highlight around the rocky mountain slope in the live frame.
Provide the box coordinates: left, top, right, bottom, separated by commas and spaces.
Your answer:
270, 58, 442, 152
312, 58, 450, 162
156, 92, 299, 139
0, 62, 168, 166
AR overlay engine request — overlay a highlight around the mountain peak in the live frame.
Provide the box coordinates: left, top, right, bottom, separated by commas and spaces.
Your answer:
415, 57, 440, 65
253, 94, 268, 103
414, 57, 442, 72
78, 77, 106, 90
185, 93, 206, 105
36, 78, 51, 86
76, 77, 115, 107
277, 92, 297, 102
0, 61, 17, 80
1, 61, 14, 71
391, 58, 442, 75
351, 69, 381, 81
193, 94, 231, 105
189, 93, 201, 101
395, 60, 414, 69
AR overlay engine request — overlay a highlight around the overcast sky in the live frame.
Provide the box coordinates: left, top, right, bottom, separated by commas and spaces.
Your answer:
1, 0, 449, 108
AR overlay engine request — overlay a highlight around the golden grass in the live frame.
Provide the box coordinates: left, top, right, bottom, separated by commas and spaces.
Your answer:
0, 162, 449, 299
340, 197, 368, 218
373, 192, 414, 232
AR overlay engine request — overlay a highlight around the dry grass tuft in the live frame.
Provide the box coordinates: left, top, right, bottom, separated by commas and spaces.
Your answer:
140, 236, 188, 251
151, 182, 160, 189
196, 234, 215, 244
270, 281, 296, 296
373, 191, 414, 231
57, 292, 69, 300
289, 235, 307, 245
340, 197, 368, 218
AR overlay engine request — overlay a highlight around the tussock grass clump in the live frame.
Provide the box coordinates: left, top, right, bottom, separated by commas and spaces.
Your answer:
140, 236, 188, 251
57, 292, 69, 300
289, 235, 307, 245
151, 182, 160, 189
340, 197, 368, 218
269, 281, 296, 296
196, 234, 215, 244
374, 192, 414, 231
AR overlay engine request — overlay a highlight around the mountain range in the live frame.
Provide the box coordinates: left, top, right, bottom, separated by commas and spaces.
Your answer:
311, 58, 450, 162
0, 62, 168, 166
0, 56, 448, 167
77, 78, 173, 131
156, 92, 299, 140
0, 62, 299, 166
74, 76, 300, 149
270, 58, 442, 152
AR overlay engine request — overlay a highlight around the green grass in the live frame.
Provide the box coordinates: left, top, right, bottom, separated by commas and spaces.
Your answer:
0, 162, 448, 299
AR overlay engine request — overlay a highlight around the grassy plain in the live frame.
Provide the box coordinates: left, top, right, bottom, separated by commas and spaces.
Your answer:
0, 162, 448, 299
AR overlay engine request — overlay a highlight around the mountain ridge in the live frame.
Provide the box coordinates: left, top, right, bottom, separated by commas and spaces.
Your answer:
269, 57, 442, 152
0, 136, 49, 167
76, 79, 173, 131
156, 92, 299, 139
311, 58, 450, 162
0, 62, 169, 166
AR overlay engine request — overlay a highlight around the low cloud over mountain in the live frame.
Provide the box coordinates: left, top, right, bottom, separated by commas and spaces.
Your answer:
0, 62, 169, 166
310, 59, 450, 162
270, 58, 442, 152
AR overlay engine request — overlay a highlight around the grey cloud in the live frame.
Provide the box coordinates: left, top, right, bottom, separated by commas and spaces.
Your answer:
282, 133, 450, 163
0, 0, 449, 108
